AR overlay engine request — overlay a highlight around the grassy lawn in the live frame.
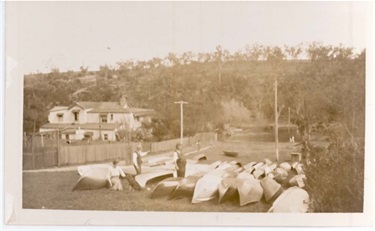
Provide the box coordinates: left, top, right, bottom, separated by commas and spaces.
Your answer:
23, 137, 299, 212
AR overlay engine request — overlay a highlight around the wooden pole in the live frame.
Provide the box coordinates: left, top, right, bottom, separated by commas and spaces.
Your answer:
288, 107, 291, 134
274, 80, 279, 162
181, 103, 183, 144
57, 130, 60, 166
41, 133, 44, 147
31, 134, 35, 169
175, 101, 188, 144
99, 115, 102, 140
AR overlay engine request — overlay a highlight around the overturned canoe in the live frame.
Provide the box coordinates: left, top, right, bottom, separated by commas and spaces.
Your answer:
260, 177, 283, 203
171, 174, 202, 199
216, 162, 233, 171
253, 169, 265, 179
289, 174, 306, 188
151, 177, 183, 199
135, 170, 174, 188
253, 162, 265, 170
264, 158, 273, 165
210, 160, 223, 169
270, 167, 289, 184
218, 177, 239, 204
77, 164, 110, 176
228, 160, 242, 167
192, 172, 225, 203
121, 164, 175, 176
243, 162, 256, 173
279, 162, 292, 173
224, 165, 241, 173
72, 167, 111, 191
268, 186, 310, 213
236, 171, 254, 181
145, 156, 173, 167
237, 176, 264, 206
185, 163, 215, 178
223, 151, 239, 157
192, 153, 207, 161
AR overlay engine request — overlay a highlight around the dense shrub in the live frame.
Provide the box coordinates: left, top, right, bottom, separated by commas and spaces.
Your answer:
304, 131, 364, 212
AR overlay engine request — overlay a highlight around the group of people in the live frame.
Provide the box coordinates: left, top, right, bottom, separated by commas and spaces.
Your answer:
108, 143, 187, 191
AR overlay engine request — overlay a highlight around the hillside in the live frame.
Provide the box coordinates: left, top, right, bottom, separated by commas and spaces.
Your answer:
23, 44, 365, 143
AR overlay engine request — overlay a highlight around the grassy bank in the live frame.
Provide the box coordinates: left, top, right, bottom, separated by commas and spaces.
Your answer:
23, 140, 297, 212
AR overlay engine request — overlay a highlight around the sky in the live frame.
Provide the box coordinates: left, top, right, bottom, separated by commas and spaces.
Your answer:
6, 1, 371, 74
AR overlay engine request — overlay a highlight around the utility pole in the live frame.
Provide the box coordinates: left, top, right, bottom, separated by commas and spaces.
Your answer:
274, 80, 279, 162
175, 101, 188, 144
288, 107, 291, 134
99, 116, 102, 140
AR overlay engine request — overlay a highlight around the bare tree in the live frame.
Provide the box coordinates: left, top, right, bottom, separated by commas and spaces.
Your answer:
213, 45, 231, 85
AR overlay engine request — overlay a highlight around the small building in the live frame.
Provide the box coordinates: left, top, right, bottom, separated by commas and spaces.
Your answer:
40, 96, 155, 142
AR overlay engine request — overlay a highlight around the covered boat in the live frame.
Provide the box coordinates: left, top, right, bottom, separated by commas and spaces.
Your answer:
268, 186, 310, 213
237, 174, 264, 206
260, 177, 283, 203
218, 177, 239, 204
77, 164, 109, 176
135, 170, 175, 188
73, 167, 111, 191
151, 177, 183, 199
170, 174, 203, 199
192, 169, 226, 203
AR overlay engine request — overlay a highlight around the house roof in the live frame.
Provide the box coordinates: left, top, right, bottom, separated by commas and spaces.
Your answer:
50, 101, 155, 116
61, 128, 76, 134
49, 106, 69, 112
40, 123, 120, 131
76, 101, 121, 110
80, 102, 154, 115
124, 108, 155, 116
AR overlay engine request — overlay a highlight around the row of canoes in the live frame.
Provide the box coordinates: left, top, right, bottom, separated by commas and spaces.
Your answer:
72, 153, 309, 213
151, 159, 310, 212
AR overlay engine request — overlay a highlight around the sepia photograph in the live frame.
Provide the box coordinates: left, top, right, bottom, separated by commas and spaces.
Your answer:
3, 0, 374, 228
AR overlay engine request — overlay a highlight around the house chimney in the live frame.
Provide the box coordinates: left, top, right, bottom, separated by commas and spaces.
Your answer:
120, 95, 129, 108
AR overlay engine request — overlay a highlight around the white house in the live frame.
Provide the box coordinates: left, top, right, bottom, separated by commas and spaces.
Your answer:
39, 96, 155, 141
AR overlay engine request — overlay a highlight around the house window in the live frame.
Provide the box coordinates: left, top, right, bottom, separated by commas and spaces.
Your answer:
65, 134, 69, 140
73, 112, 79, 122
57, 113, 63, 122
110, 114, 114, 121
100, 115, 107, 123
104, 134, 108, 140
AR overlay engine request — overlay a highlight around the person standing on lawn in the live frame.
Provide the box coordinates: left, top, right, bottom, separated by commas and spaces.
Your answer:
109, 159, 126, 191
132, 143, 149, 175
173, 143, 187, 177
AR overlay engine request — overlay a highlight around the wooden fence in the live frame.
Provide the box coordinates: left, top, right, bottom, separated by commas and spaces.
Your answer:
149, 132, 217, 153
23, 132, 217, 169
150, 137, 189, 154
23, 133, 58, 170
58, 143, 133, 166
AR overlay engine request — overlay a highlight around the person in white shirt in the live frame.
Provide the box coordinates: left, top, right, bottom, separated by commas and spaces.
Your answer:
172, 143, 186, 177
109, 159, 126, 191
132, 143, 149, 175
